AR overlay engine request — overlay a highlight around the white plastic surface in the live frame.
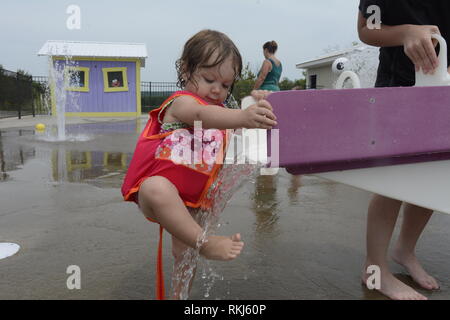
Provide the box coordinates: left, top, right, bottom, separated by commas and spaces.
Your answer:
0, 243, 20, 260
316, 161, 450, 214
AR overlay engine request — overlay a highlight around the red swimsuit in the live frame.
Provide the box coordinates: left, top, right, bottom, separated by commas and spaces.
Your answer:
122, 91, 229, 209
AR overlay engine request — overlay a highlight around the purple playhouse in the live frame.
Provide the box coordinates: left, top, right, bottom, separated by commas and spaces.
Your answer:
38, 40, 147, 117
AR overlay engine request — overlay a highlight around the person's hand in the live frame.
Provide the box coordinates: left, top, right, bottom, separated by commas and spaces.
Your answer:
402, 25, 440, 74
242, 99, 277, 129
251, 89, 271, 101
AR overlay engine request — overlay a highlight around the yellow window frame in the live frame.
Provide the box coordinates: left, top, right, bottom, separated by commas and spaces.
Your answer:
103, 67, 129, 92
64, 66, 90, 92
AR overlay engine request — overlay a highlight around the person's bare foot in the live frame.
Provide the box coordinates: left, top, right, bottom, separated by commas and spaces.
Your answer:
199, 234, 244, 261
392, 249, 440, 291
362, 264, 428, 300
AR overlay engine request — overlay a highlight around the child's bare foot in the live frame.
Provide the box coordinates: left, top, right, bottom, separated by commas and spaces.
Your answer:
392, 249, 440, 291
199, 234, 244, 261
362, 265, 428, 300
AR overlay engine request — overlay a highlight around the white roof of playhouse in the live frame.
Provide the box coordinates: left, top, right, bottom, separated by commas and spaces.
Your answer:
38, 40, 148, 67
296, 45, 367, 69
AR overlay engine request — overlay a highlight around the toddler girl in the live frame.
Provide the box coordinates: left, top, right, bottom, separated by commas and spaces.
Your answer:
122, 29, 277, 299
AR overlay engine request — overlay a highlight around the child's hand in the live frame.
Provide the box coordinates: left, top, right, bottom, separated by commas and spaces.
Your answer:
251, 89, 272, 101
242, 99, 277, 129
402, 25, 440, 74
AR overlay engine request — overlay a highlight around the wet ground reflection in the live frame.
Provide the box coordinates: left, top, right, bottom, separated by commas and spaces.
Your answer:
252, 175, 280, 235
50, 149, 130, 187
0, 121, 139, 188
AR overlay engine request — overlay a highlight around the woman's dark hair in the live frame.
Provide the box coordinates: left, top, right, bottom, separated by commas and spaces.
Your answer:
176, 29, 243, 95
263, 41, 278, 54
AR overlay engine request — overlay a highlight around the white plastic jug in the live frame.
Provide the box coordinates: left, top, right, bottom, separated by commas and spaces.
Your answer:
239, 96, 278, 175
415, 33, 450, 87
335, 71, 362, 89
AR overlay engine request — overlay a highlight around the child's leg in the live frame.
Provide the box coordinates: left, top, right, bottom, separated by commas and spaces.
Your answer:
138, 176, 244, 261
392, 203, 439, 290
362, 194, 427, 300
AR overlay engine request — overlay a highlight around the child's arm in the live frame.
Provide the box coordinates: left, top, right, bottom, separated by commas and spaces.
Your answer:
168, 94, 277, 130
358, 12, 440, 73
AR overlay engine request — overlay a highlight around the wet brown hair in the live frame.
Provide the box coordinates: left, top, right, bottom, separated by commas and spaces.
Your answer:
176, 29, 243, 95
263, 41, 278, 54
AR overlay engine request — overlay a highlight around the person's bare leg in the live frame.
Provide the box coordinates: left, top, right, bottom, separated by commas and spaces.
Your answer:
362, 195, 427, 300
392, 203, 439, 290
138, 176, 244, 261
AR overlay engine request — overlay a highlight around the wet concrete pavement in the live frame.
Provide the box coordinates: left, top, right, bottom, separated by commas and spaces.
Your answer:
0, 119, 449, 300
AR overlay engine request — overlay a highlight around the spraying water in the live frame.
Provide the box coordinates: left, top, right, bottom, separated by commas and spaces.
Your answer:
341, 46, 379, 88
37, 47, 85, 142
50, 57, 67, 141
170, 138, 261, 299
36, 59, 90, 142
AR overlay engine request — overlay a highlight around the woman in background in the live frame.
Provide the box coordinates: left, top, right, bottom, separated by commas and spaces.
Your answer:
254, 41, 282, 91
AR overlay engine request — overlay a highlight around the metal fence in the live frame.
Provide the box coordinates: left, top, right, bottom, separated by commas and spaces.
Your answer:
141, 81, 178, 96
2, 72, 311, 119
32, 76, 51, 116
141, 81, 178, 112
1, 75, 178, 118
0, 68, 35, 119
33, 76, 49, 86
305, 85, 326, 90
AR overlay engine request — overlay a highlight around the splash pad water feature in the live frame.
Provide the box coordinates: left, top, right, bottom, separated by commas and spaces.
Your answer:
36, 56, 93, 142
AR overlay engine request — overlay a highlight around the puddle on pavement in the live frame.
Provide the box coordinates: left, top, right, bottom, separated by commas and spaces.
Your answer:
0, 120, 141, 188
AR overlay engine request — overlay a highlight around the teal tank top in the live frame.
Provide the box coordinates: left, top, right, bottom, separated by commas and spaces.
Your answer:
260, 59, 282, 91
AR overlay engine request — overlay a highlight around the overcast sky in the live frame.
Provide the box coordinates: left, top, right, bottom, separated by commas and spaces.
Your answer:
0, 0, 362, 82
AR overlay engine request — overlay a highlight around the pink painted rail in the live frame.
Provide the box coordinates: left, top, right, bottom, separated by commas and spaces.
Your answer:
266, 87, 450, 174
